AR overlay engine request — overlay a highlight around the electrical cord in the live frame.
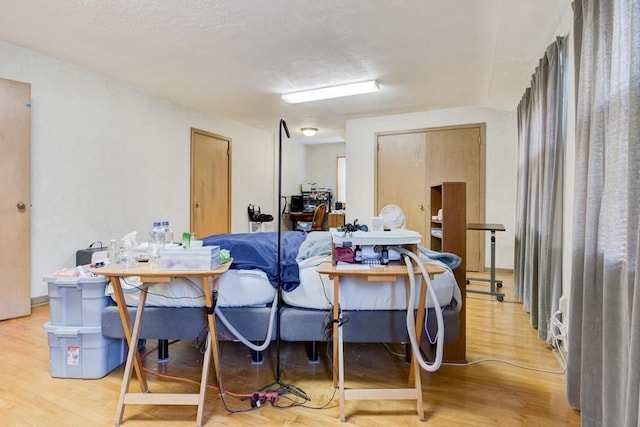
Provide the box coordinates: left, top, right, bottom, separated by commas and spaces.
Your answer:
443, 355, 567, 374
136, 321, 337, 414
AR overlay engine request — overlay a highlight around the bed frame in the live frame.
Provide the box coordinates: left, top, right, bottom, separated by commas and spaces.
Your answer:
101, 231, 461, 364
101, 303, 459, 364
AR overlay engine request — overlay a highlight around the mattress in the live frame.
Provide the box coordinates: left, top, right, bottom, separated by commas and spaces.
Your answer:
282, 254, 458, 310
105, 268, 275, 307
105, 231, 461, 311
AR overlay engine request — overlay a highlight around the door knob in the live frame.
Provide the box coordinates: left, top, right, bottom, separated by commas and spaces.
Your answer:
418, 203, 424, 211
195, 203, 201, 208
17, 202, 26, 211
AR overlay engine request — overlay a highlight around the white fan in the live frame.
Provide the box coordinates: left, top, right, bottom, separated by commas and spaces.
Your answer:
379, 205, 406, 229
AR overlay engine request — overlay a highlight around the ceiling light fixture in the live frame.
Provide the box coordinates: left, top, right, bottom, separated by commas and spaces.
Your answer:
301, 127, 318, 137
282, 80, 380, 104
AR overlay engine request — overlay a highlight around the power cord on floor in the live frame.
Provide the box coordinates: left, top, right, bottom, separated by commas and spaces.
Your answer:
138, 336, 338, 414
380, 337, 567, 375
443, 354, 566, 374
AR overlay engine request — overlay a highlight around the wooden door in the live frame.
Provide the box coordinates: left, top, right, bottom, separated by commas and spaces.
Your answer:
376, 124, 484, 272
424, 125, 484, 272
376, 132, 427, 237
0, 78, 31, 320
190, 128, 231, 239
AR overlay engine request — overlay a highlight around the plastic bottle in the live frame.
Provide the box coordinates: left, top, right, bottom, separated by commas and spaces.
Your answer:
381, 246, 389, 265
162, 221, 173, 245
354, 245, 363, 263
108, 239, 118, 264
149, 221, 165, 268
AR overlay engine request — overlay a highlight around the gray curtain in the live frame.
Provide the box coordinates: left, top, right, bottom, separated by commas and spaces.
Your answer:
515, 37, 567, 340
567, 1, 640, 426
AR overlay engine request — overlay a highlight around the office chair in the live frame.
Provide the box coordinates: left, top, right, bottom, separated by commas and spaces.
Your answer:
295, 203, 327, 232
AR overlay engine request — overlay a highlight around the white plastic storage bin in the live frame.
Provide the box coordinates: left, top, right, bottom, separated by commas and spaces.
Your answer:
43, 322, 126, 379
45, 275, 111, 326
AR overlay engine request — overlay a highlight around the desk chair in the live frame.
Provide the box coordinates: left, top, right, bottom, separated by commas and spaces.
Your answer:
295, 204, 327, 232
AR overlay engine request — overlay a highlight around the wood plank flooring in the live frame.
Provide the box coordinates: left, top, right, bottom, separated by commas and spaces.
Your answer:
0, 272, 580, 426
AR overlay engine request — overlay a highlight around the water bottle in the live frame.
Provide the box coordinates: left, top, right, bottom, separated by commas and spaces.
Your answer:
162, 220, 173, 245
149, 221, 165, 268
108, 239, 118, 264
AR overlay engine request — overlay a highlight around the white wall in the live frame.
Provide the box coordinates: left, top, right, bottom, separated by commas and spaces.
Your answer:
305, 142, 345, 207
0, 41, 307, 298
345, 107, 517, 270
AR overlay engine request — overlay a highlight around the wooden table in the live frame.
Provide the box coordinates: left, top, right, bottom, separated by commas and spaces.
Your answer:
91, 261, 231, 427
466, 223, 505, 301
285, 212, 313, 229
316, 261, 445, 422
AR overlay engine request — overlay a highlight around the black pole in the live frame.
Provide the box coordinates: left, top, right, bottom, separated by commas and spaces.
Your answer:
258, 119, 308, 402
275, 118, 287, 382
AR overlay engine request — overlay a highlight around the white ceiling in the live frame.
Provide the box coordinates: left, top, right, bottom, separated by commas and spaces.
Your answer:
0, 0, 570, 144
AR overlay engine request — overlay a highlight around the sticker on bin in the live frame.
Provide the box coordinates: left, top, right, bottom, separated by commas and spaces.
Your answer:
67, 346, 80, 365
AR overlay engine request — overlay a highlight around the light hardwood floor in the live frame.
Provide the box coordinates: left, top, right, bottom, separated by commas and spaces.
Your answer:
0, 272, 580, 426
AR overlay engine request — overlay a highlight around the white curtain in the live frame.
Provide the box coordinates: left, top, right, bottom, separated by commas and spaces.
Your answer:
567, 1, 640, 426
515, 37, 567, 340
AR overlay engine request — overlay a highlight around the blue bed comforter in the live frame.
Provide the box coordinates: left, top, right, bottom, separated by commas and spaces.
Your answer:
202, 231, 307, 292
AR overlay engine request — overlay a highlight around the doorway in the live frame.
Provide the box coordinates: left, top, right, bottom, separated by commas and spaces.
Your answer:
0, 78, 31, 320
190, 128, 231, 239
376, 123, 485, 272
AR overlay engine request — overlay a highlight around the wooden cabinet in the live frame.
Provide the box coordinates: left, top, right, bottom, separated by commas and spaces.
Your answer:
328, 212, 345, 228
430, 182, 467, 362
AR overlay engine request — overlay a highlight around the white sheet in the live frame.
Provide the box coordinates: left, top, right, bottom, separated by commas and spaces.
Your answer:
106, 268, 276, 307
282, 254, 459, 310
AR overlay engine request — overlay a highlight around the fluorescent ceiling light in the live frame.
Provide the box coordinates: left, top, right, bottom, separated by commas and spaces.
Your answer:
282, 80, 379, 104
301, 127, 318, 137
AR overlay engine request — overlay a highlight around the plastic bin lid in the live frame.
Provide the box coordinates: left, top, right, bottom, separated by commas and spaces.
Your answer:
43, 321, 102, 336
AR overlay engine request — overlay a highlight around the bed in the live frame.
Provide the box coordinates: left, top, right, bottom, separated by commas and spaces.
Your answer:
101, 230, 462, 364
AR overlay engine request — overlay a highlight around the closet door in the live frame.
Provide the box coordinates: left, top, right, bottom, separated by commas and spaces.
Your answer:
376, 124, 484, 272
424, 125, 483, 272
0, 78, 31, 320
376, 132, 427, 240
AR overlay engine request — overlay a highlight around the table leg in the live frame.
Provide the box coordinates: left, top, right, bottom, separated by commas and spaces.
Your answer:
332, 275, 341, 388
110, 277, 149, 393
203, 276, 221, 385
338, 313, 346, 422
195, 275, 221, 427
116, 286, 148, 425
196, 332, 213, 427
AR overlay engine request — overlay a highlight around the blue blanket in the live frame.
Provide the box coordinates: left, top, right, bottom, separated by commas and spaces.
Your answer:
202, 231, 307, 292
418, 246, 462, 270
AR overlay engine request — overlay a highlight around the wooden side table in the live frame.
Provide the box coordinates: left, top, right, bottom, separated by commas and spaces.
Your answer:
316, 261, 444, 422
92, 261, 231, 427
